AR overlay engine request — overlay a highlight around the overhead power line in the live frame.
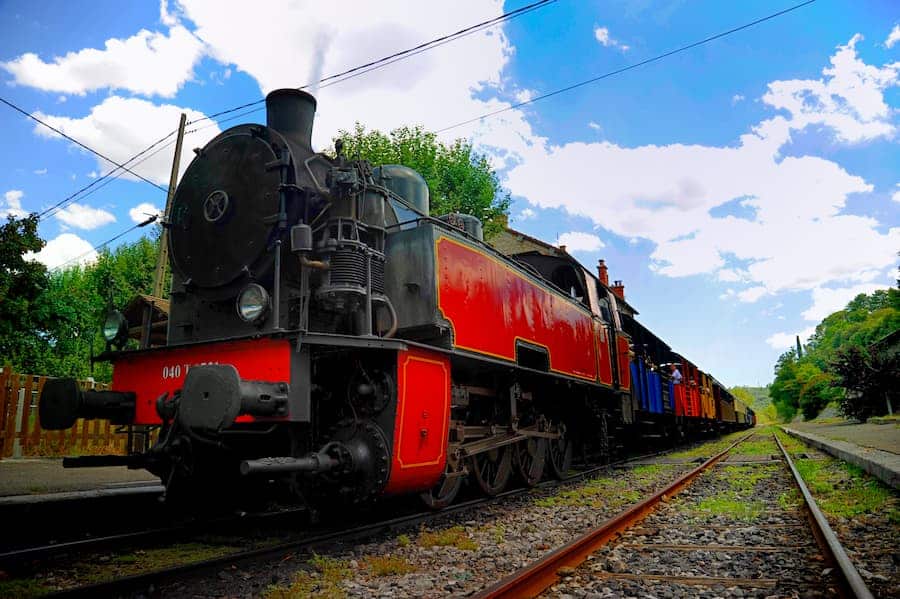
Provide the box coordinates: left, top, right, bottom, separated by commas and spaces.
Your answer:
30, 0, 556, 221
436, 0, 818, 133
0, 96, 169, 194
187, 0, 556, 127
51, 214, 159, 272
39, 137, 179, 221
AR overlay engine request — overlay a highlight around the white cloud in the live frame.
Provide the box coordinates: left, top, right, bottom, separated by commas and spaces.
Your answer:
1, 25, 203, 97
33, 168, 47, 175
556, 231, 605, 253
53, 203, 116, 230
731, 94, 745, 104
893, 183, 900, 203
1, 190, 28, 218
885, 24, 900, 49
766, 326, 816, 350
170, 1, 520, 152
588, 121, 602, 131
516, 207, 536, 221
160, 0, 180, 27
501, 36, 899, 306
737, 286, 767, 303
515, 88, 534, 103
801, 283, 890, 322
129, 202, 162, 224
32, 96, 219, 185
27, 233, 97, 270
594, 26, 629, 52
717, 268, 746, 283
762, 35, 900, 143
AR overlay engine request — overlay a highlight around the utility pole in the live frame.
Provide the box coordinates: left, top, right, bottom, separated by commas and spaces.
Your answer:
153, 113, 187, 298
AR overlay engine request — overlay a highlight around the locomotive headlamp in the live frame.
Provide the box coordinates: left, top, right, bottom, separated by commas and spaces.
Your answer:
102, 309, 128, 346
237, 284, 270, 323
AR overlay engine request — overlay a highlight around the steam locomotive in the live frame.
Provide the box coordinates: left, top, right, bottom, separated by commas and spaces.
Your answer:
39, 89, 754, 508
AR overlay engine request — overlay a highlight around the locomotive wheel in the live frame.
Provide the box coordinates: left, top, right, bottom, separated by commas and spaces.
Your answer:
513, 437, 547, 487
421, 450, 464, 509
470, 446, 512, 496
420, 471, 464, 509
547, 424, 573, 480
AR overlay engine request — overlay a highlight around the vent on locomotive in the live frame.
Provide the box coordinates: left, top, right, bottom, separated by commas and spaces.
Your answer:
164, 89, 429, 343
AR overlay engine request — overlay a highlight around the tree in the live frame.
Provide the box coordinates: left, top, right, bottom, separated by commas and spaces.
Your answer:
336, 124, 511, 237
33, 235, 160, 381
831, 337, 899, 421
770, 350, 801, 421
798, 371, 840, 421
0, 214, 49, 371
770, 288, 900, 422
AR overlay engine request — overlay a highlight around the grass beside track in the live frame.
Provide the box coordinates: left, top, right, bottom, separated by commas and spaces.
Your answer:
775, 428, 900, 523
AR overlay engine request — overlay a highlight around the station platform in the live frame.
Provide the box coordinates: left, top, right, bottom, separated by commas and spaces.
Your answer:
0, 458, 158, 497
783, 421, 900, 490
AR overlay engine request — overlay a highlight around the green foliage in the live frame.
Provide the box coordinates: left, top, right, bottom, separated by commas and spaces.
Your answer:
731, 386, 776, 424
336, 124, 510, 237
0, 226, 160, 381
831, 341, 899, 421
36, 235, 159, 380
770, 288, 900, 422
0, 214, 49, 372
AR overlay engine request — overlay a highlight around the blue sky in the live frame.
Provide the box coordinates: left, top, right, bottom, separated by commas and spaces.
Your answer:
1, 0, 898, 386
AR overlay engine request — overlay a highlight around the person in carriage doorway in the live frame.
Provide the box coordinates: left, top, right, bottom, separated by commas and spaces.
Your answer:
670, 363, 683, 385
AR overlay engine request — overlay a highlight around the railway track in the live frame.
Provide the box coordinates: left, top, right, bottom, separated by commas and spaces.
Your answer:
4, 442, 697, 597
476, 432, 876, 599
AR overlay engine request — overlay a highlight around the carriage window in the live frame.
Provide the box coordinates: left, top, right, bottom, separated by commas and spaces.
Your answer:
598, 298, 612, 323
551, 265, 586, 304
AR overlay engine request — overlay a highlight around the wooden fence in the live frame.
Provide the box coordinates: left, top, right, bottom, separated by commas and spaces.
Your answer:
0, 366, 145, 458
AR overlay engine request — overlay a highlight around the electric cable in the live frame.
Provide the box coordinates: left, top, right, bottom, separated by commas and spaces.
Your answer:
436, 0, 817, 133
28, 0, 555, 220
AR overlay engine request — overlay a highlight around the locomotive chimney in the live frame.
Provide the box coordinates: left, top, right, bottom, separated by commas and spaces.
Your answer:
597, 259, 609, 286
612, 280, 625, 300
266, 88, 316, 151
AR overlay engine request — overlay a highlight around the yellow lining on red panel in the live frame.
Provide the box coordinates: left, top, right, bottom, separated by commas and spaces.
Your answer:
434, 235, 598, 383
395, 354, 450, 470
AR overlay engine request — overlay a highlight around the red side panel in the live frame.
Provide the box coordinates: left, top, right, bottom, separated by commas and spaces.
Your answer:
385, 347, 451, 495
436, 236, 597, 381
683, 362, 701, 418
674, 384, 687, 416
616, 334, 631, 391
112, 337, 291, 425
595, 322, 614, 386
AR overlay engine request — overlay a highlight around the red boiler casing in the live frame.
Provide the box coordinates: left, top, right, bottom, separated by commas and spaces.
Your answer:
435, 236, 599, 382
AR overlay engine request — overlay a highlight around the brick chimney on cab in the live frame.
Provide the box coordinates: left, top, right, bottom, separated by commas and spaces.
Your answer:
612, 279, 625, 300
597, 259, 609, 286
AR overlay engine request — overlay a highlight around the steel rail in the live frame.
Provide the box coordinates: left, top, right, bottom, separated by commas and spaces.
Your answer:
5, 443, 672, 569
0, 505, 306, 567
37, 444, 686, 597
40, 475, 581, 597
0, 482, 162, 507
773, 433, 875, 599
474, 432, 755, 599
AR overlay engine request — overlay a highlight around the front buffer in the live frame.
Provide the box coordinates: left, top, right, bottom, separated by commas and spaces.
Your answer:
39, 336, 452, 503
